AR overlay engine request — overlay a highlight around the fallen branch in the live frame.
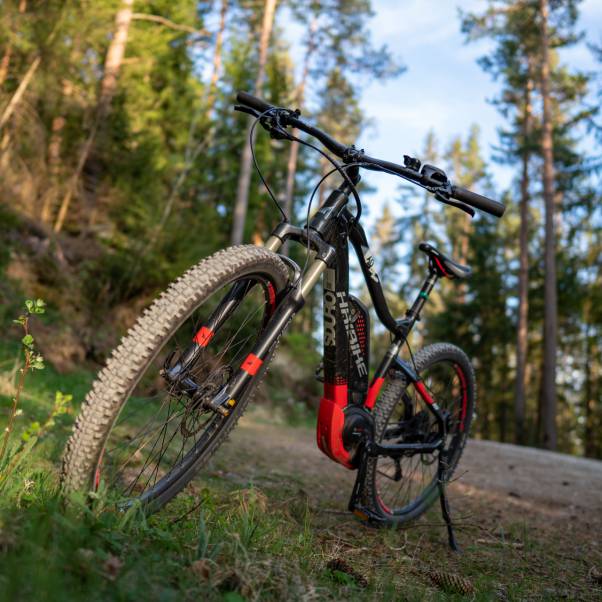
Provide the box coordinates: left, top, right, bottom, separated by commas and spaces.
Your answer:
476, 537, 524, 549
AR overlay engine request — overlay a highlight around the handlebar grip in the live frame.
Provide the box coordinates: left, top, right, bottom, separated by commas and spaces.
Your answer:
451, 185, 505, 218
236, 91, 273, 114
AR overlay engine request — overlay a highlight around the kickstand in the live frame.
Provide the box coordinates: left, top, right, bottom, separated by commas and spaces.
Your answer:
348, 446, 368, 513
438, 453, 460, 552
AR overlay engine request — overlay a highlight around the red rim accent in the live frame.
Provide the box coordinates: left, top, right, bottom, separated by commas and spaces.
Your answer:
193, 326, 214, 347
241, 353, 262, 375
377, 494, 391, 514
94, 449, 104, 491
266, 282, 276, 314
454, 364, 468, 432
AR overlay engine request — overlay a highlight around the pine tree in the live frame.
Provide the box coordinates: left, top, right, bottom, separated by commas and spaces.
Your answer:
230, 0, 278, 245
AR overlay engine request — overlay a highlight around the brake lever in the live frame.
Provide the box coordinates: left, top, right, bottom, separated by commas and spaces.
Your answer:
434, 189, 475, 217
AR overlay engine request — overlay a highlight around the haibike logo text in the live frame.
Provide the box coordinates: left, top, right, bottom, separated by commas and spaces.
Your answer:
323, 269, 337, 347
362, 246, 379, 282
337, 292, 368, 377
324, 290, 336, 346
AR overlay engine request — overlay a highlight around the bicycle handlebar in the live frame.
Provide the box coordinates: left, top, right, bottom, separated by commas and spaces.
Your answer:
235, 91, 506, 219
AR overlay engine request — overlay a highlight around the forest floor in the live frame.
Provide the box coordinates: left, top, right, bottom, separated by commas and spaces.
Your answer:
208, 410, 602, 600
0, 353, 601, 601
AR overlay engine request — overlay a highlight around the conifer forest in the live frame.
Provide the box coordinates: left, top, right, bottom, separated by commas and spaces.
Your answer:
0, 1, 601, 599
2, 0, 599, 456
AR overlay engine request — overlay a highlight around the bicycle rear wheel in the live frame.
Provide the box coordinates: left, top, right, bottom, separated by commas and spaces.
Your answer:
362, 343, 475, 524
61, 245, 289, 511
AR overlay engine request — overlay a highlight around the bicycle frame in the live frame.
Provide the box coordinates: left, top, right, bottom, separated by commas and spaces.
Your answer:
168, 176, 451, 472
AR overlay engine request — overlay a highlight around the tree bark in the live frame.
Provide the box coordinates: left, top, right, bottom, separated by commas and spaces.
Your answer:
0, 47, 12, 88
539, 0, 558, 450
54, 0, 134, 233
230, 0, 278, 245
98, 0, 134, 121
205, 0, 228, 118
40, 114, 66, 223
281, 16, 318, 254
0, 55, 40, 129
515, 72, 533, 445
0, 0, 28, 88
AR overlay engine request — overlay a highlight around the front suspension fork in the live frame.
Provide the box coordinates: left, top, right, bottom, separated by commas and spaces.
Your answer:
164, 234, 332, 416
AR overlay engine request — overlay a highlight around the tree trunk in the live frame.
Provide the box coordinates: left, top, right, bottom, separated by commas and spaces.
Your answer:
0, 47, 12, 88
40, 114, 66, 223
539, 0, 558, 450
583, 323, 594, 457
515, 73, 533, 445
97, 0, 134, 120
54, 0, 134, 233
152, 0, 229, 240
281, 16, 318, 254
318, 156, 328, 208
205, 0, 228, 118
0, 0, 27, 88
230, 0, 278, 245
0, 55, 40, 129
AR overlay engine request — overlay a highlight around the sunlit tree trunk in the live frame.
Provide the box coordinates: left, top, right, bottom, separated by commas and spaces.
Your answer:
281, 16, 318, 254
206, 0, 228, 118
0, 0, 27, 88
230, 0, 278, 245
0, 55, 40, 129
54, 0, 134, 233
515, 73, 533, 445
539, 0, 557, 450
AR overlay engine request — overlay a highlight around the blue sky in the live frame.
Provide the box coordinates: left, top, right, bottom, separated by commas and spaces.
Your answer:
352, 0, 602, 225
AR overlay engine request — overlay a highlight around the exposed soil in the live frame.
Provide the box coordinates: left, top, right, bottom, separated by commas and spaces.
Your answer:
208, 413, 602, 599
216, 415, 602, 520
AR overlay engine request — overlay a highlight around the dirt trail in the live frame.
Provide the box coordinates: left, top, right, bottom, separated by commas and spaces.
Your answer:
217, 414, 602, 525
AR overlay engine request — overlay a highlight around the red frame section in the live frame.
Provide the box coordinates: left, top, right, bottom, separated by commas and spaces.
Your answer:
413, 380, 435, 405
316, 383, 353, 468
365, 377, 385, 410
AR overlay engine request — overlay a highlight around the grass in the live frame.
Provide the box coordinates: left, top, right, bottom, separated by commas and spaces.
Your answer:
0, 341, 601, 601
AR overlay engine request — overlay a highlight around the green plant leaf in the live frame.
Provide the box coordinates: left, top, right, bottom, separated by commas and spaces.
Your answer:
21, 334, 34, 348
31, 354, 45, 370
33, 299, 46, 314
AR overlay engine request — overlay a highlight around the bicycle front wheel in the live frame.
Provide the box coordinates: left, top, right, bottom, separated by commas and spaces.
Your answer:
61, 245, 289, 512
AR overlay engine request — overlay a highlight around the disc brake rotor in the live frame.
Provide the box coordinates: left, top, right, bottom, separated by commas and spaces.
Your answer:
179, 365, 232, 437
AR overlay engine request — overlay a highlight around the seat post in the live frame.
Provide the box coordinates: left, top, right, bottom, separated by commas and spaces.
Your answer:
406, 268, 439, 323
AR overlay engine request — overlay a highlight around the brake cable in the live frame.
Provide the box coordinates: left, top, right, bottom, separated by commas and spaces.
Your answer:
245, 106, 363, 222
248, 109, 288, 222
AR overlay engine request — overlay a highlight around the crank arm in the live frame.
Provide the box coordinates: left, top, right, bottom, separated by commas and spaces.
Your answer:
366, 439, 443, 458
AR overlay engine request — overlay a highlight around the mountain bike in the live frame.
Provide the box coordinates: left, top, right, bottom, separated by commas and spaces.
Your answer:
61, 91, 505, 549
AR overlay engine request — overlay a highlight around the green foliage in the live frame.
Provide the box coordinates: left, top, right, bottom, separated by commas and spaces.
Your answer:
0, 299, 73, 492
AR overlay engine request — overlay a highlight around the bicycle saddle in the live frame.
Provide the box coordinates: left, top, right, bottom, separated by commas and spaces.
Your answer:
418, 242, 472, 279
